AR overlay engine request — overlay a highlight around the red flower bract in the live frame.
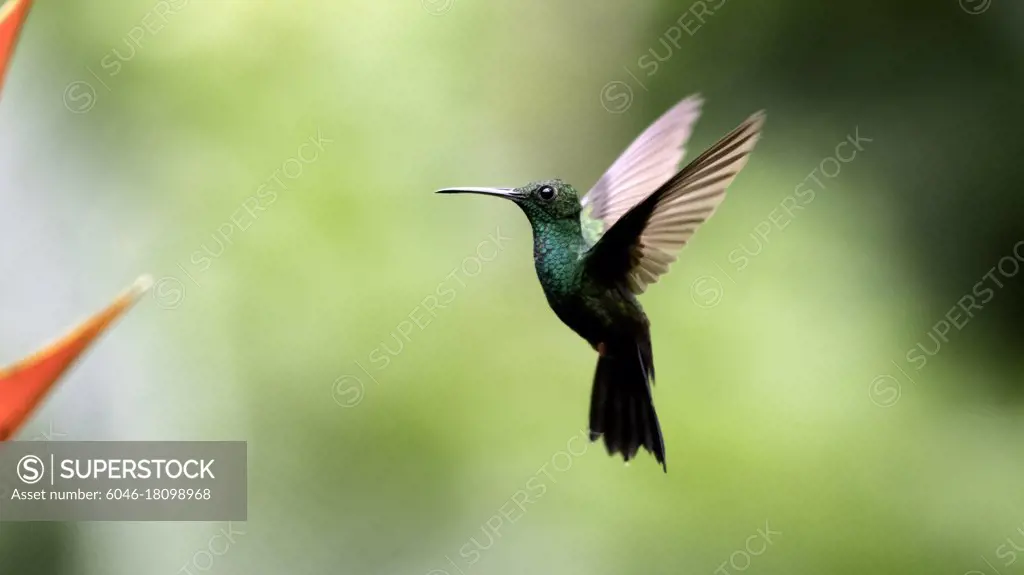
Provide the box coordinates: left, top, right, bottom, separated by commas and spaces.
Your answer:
0, 0, 32, 94
0, 1, 151, 440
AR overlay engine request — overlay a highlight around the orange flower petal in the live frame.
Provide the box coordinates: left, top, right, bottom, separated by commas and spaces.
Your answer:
0, 2, 153, 441
0, 0, 32, 94
0, 277, 152, 440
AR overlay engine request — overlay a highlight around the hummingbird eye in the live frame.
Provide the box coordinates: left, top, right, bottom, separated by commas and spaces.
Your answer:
537, 185, 556, 201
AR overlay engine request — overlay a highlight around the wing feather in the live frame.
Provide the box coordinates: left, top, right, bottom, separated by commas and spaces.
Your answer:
581, 95, 704, 239
584, 111, 766, 294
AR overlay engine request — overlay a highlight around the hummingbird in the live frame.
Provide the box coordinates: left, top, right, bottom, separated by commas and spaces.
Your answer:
437, 95, 765, 471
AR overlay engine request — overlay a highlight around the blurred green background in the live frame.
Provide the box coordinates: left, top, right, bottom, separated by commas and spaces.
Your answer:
1, 0, 1023, 573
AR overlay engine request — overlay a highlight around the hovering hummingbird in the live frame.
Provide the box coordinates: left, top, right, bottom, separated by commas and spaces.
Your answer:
438, 95, 765, 471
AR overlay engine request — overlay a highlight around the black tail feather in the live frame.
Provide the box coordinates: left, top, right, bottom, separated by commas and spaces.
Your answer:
588, 342, 666, 471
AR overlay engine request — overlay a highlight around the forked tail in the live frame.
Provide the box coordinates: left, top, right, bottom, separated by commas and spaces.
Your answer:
588, 341, 666, 471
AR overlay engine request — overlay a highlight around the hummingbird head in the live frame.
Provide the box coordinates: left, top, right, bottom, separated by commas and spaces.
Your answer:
436, 179, 581, 225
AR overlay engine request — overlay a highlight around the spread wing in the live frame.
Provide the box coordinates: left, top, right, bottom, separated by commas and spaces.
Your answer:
580, 94, 704, 245
583, 112, 765, 294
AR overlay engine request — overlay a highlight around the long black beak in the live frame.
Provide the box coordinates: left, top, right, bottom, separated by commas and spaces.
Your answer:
435, 187, 522, 200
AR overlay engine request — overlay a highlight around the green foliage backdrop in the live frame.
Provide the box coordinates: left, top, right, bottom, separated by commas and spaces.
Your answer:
1, 0, 1021, 573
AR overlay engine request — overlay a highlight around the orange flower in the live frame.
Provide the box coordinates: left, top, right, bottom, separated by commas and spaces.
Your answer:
0, 1, 152, 440
0, 0, 32, 93
0, 278, 152, 440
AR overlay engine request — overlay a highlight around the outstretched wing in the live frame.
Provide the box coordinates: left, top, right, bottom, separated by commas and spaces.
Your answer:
583, 112, 765, 294
581, 94, 704, 245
